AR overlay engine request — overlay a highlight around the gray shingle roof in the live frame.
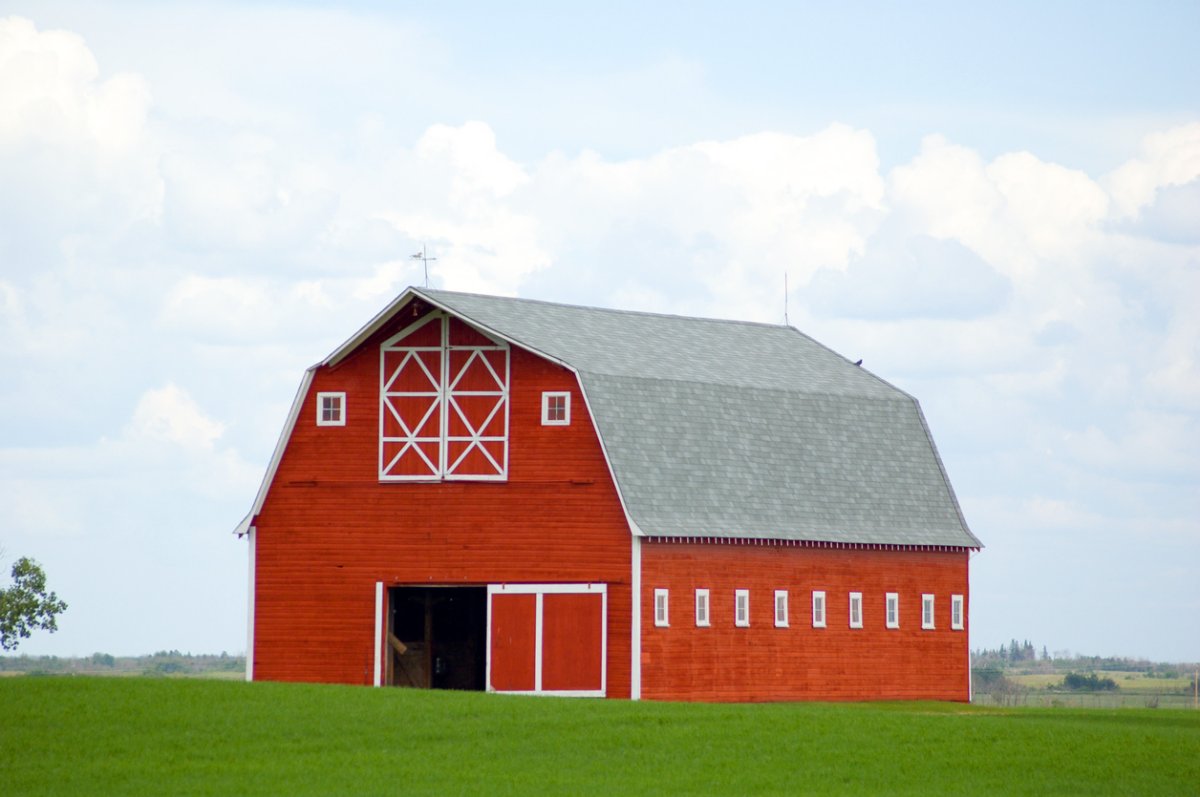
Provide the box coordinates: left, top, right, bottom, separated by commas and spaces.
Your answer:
418, 288, 980, 549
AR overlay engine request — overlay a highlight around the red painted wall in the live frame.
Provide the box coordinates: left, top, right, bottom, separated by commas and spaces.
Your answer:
639, 541, 971, 702
252, 309, 633, 694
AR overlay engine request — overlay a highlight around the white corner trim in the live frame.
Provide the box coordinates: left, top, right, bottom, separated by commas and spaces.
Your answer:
245, 526, 256, 682
630, 535, 642, 700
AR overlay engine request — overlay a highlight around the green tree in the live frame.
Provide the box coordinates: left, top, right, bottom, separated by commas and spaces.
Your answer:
0, 557, 68, 651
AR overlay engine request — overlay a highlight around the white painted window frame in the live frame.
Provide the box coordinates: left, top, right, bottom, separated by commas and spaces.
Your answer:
654, 588, 669, 627
922, 593, 936, 630
541, 391, 571, 426
951, 594, 964, 630
695, 588, 710, 627
849, 591, 863, 629
317, 391, 346, 426
734, 589, 750, 627
886, 592, 900, 629
485, 582, 608, 698
774, 590, 789, 628
812, 590, 826, 628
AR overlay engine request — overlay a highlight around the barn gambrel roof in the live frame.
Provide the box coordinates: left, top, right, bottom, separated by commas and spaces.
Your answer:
238, 287, 980, 549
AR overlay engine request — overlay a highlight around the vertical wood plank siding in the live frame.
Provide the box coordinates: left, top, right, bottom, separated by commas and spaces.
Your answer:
639, 541, 970, 702
253, 314, 633, 695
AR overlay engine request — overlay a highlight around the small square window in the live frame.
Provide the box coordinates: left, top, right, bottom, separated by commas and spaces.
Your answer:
812, 590, 826, 628
654, 588, 669, 627
849, 592, 863, 629
735, 589, 750, 627
922, 594, 936, 630
886, 592, 900, 629
316, 392, 346, 426
541, 391, 571, 426
774, 590, 789, 628
695, 589, 710, 627
951, 594, 964, 631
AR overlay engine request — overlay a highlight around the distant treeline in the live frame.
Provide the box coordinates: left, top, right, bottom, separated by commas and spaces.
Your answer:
0, 651, 245, 677
972, 641, 1194, 678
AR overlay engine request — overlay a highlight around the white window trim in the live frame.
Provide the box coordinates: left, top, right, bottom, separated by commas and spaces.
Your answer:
774, 590, 789, 628
849, 591, 863, 629
812, 590, 826, 628
654, 588, 669, 627
886, 592, 900, 629
922, 593, 936, 630
951, 594, 964, 630
695, 589, 710, 627
316, 391, 346, 426
541, 391, 571, 426
734, 589, 750, 627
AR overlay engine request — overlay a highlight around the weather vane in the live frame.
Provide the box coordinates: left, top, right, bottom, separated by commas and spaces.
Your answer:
411, 244, 437, 288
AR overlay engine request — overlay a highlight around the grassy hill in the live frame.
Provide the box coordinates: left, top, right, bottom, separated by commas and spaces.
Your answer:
3, 677, 1198, 795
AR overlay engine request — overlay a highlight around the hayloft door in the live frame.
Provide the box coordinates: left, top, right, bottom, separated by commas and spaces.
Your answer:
380, 312, 509, 481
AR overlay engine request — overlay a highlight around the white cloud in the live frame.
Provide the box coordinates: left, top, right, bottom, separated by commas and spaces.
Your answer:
0, 16, 159, 264
127, 383, 225, 451
1104, 122, 1200, 218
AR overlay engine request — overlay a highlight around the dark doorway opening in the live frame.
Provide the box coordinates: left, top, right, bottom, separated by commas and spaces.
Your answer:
387, 586, 486, 690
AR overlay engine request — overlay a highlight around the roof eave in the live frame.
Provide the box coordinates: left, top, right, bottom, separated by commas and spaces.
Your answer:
231, 368, 316, 536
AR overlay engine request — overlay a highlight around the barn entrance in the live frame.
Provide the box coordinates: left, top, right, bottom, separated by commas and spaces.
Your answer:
386, 586, 486, 690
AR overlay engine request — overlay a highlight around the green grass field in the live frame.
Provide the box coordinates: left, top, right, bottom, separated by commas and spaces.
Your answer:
3, 678, 1198, 796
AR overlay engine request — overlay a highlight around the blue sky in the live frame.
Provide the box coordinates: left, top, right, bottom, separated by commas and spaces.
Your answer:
1, 1, 1197, 662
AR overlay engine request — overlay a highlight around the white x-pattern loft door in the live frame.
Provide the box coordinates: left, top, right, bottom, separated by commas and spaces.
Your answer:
379, 312, 510, 481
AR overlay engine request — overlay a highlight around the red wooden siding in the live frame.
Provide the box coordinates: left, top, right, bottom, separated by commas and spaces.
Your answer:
252, 307, 633, 695
639, 541, 970, 702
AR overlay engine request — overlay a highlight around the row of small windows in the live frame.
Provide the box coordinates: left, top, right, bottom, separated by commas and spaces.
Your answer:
315, 391, 571, 427
653, 589, 965, 631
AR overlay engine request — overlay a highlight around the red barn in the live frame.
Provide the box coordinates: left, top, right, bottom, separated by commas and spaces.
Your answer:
236, 288, 982, 701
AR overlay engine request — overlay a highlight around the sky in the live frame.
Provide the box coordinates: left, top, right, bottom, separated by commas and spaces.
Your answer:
0, 1, 1197, 663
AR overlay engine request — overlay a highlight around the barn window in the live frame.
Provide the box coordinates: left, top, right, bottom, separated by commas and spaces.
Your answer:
379, 312, 510, 481
734, 590, 750, 627
849, 592, 863, 628
317, 392, 346, 426
774, 590, 788, 627
695, 589, 710, 627
922, 594, 936, 629
886, 592, 899, 629
654, 589, 669, 627
811, 591, 826, 628
541, 391, 571, 426
951, 594, 964, 630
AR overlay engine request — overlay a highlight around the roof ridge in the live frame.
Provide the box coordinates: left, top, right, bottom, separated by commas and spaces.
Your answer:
420, 287, 793, 331
579, 368, 913, 399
